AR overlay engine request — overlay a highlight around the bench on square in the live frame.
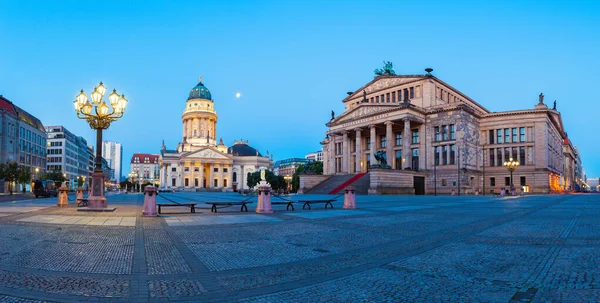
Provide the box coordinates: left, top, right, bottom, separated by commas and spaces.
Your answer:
157, 203, 196, 214
206, 201, 253, 213
271, 201, 295, 211
298, 199, 336, 210
76, 198, 88, 207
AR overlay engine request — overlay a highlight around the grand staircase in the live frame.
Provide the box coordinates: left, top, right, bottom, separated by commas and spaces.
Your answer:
305, 173, 370, 195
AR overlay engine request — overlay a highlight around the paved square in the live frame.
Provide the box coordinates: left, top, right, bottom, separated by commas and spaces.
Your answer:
0, 192, 597, 302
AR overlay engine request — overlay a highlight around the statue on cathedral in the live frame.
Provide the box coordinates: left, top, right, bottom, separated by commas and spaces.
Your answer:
538, 93, 544, 104
362, 90, 367, 102
331, 110, 335, 120
374, 61, 396, 76
553, 100, 556, 110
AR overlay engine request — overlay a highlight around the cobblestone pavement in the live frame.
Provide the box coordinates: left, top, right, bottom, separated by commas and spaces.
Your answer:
0, 192, 598, 302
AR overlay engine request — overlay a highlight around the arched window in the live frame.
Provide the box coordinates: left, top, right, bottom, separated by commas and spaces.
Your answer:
233, 172, 237, 182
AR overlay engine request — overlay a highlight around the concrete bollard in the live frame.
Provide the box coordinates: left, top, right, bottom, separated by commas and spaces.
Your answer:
76, 187, 84, 200
451, 190, 456, 196
142, 186, 158, 216
57, 187, 69, 207
500, 189, 505, 196
343, 186, 357, 209
256, 185, 273, 214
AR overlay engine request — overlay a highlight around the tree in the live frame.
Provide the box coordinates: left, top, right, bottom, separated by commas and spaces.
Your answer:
246, 169, 286, 191
41, 168, 67, 184
0, 162, 20, 194
16, 166, 31, 192
291, 161, 323, 193
76, 176, 84, 188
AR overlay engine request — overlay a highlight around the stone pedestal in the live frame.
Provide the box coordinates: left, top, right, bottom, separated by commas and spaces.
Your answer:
143, 186, 158, 216
76, 187, 84, 200
89, 171, 107, 209
256, 182, 273, 214
343, 186, 357, 209
57, 187, 69, 207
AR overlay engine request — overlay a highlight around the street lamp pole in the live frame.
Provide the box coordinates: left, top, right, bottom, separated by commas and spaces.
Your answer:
503, 157, 519, 193
73, 82, 128, 209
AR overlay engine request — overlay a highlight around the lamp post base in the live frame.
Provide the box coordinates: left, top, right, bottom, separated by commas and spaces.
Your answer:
88, 196, 107, 209
88, 170, 109, 210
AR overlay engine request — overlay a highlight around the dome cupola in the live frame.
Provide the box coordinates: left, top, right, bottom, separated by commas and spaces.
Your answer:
188, 76, 212, 101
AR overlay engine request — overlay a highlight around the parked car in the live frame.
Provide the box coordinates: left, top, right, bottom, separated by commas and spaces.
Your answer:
33, 179, 58, 198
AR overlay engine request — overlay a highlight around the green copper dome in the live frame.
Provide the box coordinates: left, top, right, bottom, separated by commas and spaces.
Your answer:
188, 81, 212, 101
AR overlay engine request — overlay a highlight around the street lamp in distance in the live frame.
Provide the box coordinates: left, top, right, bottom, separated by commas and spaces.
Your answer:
503, 157, 519, 192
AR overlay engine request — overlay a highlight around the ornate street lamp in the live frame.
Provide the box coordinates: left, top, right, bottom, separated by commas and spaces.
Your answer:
503, 157, 519, 186
73, 82, 128, 208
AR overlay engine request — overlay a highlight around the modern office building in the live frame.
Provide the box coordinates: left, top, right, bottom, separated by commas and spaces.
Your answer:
46, 125, 93, 189
274, 158, 308, 177
305, 150, 323, 162
102, 141, 123, 182
317, 68, 580, 194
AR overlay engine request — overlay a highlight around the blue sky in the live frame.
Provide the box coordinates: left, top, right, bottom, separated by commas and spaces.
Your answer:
1, 0, 598, 177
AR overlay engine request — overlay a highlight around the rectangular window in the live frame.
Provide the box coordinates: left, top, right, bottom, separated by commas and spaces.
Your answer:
366, 153, 370, 168
386, 93, 390, 103
195, 178, 199, 187
213, 168, 218, 172
375, 96, 379, 103
434, 127, 440, 142
512, 147, 518, 161
404, 88, 409, 100
497, 129, 503, 144
366, 137, 371, 150
224, 168, 228, 173
519, 127, 525, 142
505, 177, 510, 186
490, 177, 496, 187
410, 87, 414, 98
450, 124, 455, 140
224, 179, 228, 187
489, 130, 494, 144
171, 167, 176, 172
395, 132, 402, 146
434, 146, 440, 165
214, 179, 218, 187
442, 145, 448, 165
442, 125, 448, 141
370, 97, 374, 103
489, 148, 495, 167
504, 128, 510, 143
194, 167, 199, 172
392, 91, 396, 102
380, 135, 386, 148
184, 178, 189, 187
520, 176, 526, 186
449, 144, 455, 165
411, 130, 419, 144
171, 179, 176, 186
184, 167, 189, 172
512, 128, 517, 143
395, 150, 402, 169
519, 146, 526, 165
497, 148, 502, 167
504, 147, 510, 162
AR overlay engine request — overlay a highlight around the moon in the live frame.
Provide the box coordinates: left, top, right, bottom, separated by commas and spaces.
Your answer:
235, 92, 241, 98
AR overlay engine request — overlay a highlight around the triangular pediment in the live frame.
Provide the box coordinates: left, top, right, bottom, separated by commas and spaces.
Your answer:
345, 75, 424, 101
548, 111, 565, 136
182, 147, 232, 160
330, 104, 397, 125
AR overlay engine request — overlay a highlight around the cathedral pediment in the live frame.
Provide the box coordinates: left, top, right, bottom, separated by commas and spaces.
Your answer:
345, 75, 424, 101
181, 147, 232, 160
330, 105, 397, 125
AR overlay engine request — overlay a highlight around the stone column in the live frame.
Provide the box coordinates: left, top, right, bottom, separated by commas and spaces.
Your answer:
418, 123, 426, 170
190, 161, 195, 188
322, 141, 329, 175
209, 163, 214, 188
227, 164, 233, 188
355, 128, 362, 173
369, 125, 376, 166
165, 164, 170, 187
329, 136, 336, 174
342, 131, 349, 173
182, 120, 186, 140
403, 118, 412, 169
218, 163, 224, 187
198, 162, 204, 188
385, 121, 394, 168
240, 165, 245, 189
179, 162, 184, 187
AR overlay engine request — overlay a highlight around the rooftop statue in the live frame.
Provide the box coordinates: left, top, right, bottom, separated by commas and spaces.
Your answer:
374, 61, 396, 76
538, 93, 544, 104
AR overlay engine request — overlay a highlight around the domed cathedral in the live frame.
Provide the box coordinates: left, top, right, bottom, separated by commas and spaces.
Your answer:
159, 77, 273, 191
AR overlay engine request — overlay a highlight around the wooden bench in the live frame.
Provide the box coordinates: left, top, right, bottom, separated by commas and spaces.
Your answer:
206, 201, 252, 213
271, 201, 295, 211
157, 203, 196, 214
76, 198, 88, 207
299, 199, 335, 210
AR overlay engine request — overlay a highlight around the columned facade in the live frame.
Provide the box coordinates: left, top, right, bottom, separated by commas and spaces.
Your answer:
321, 70, 576, 194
